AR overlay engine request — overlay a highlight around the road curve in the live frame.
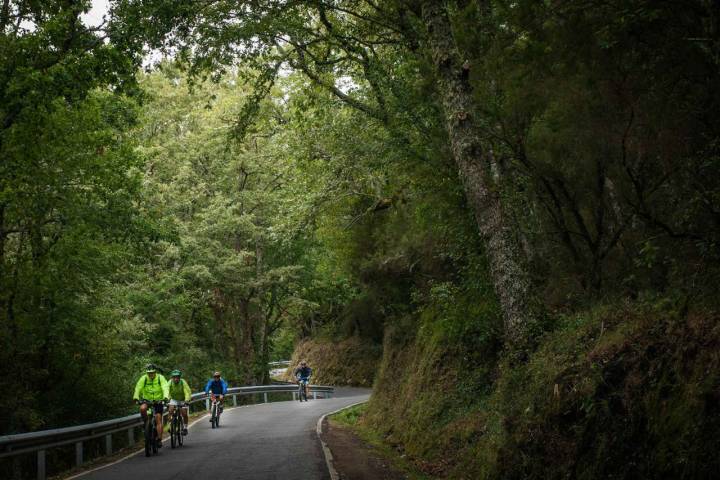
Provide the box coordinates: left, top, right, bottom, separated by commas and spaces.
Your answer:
78, 387, 370, 480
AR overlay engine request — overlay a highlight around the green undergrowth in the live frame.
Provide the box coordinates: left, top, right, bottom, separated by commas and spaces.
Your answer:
362, 298, 720, 479
285, 336, 381, 386
332, 402, 367, 425
330, 403, 431, 480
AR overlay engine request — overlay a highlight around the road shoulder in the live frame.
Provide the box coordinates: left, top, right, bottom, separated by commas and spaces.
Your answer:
322, 419, 407, 480
320, 404, 427, 480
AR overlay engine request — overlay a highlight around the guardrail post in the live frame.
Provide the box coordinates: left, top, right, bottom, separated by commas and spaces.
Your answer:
75, 441, 83, 466
292, 392, 297, 401
263, 392, 268, 404
37, 450, 46, 480
205, 397, 210, 410
313, 391, 317, 400
233, 394, 237, 407
105, 434, 112, 455
128, 427, 134, 446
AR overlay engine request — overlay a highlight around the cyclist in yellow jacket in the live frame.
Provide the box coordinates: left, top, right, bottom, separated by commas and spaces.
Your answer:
167, 369, 191, 436
133, 364, 169, 448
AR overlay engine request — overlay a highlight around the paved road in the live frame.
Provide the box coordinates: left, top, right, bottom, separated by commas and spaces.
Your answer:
78, 388, 370, 480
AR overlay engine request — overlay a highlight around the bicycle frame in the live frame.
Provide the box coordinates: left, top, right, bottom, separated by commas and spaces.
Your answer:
209, 395, 222, 428
170, 402, 185, 448
139, 400, 163, 457
297, 379, 309, 401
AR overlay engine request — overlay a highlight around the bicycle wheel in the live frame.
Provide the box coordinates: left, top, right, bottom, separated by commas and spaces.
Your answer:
177, 414, 184, 447
151, 417, 159, 455
211, 403, 217, 429
170, 413, 177, 449
144, 417, 152, 457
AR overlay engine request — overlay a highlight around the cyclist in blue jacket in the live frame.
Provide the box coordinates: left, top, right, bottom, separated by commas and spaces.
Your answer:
205, 371, 228, 418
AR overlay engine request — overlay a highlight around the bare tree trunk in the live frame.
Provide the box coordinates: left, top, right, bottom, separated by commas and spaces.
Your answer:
210, 293, 234, 362
0, 0, 11, 32
0, 203, 5, 270
421, 1, 537, 348
238, 298, 257, 384
259, 312, 272, 384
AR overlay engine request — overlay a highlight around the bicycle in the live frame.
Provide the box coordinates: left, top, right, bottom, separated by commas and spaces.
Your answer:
297, 378, 309, 402
139, 400, 164, 457
209, 394, 223, 429
169, 402, 185, 448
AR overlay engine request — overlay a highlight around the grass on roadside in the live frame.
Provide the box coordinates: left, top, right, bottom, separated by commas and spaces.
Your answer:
329, 403, 431, 480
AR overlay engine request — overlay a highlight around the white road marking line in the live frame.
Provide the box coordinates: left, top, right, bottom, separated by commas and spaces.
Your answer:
65, 403, 264, 479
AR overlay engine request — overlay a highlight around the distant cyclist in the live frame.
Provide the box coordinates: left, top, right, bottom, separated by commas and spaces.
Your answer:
204, 371, 228, 420
167, 370, 191, 436
133, 364, 169, 448
294, 361, 312, 398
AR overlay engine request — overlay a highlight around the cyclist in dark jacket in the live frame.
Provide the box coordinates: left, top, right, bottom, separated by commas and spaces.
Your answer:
294, 361, 312, 381
294, 361, 312, 400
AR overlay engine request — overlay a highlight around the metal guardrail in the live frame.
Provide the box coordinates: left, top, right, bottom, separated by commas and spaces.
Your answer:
0, 383, 333, 480
268, 360, 291, 367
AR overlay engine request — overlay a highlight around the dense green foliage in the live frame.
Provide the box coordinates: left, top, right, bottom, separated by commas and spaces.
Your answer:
0, 0, 146, 433
1, 0, 719, 478
366, 302, 720, 479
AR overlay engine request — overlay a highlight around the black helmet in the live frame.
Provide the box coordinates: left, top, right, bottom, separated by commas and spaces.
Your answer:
145, 363, 157, 373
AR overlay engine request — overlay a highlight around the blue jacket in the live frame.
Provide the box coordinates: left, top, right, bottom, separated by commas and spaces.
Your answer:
294, 366, 312, 380
205, 378, 228, 395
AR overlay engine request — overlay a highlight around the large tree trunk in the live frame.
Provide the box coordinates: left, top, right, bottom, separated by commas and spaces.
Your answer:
421, 1, 536, 347
238, 298, 258, 384
0, 203, 5, 270
259, 314, 271, 384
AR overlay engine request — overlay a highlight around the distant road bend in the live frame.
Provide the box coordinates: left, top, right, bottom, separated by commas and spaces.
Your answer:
76, 387, 370, 480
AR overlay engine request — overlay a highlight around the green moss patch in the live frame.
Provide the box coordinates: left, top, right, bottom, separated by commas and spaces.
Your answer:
365, 301, 720, 479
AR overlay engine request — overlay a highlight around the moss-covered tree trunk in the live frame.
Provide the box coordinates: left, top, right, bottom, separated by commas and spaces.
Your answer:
421, 1, 536, 347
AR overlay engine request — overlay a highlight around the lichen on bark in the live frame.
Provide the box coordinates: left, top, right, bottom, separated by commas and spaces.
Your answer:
421, 0, 538, 349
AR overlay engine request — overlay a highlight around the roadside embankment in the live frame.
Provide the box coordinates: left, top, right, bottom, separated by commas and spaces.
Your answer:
359, 301, 720, 479
323, 403, 428, 480
284, 337, 381, 387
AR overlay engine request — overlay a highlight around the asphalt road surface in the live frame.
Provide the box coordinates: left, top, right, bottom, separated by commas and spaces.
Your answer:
78, 387, 370, 480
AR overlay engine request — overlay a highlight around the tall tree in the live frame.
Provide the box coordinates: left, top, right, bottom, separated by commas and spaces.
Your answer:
419, 1, 535, 346
117, 0, 539, 347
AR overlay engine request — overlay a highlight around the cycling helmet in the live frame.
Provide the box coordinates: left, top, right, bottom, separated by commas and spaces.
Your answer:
170, 369, 182, 377
213, 371, 221, 377
145, 363, 157, 373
